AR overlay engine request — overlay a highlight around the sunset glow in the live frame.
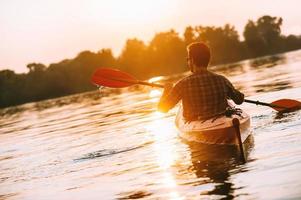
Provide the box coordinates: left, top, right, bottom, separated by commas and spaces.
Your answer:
1, 0, 301, 198
0, 0, 300, 72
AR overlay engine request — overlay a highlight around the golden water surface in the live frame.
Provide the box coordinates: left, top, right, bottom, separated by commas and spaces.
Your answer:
1, 50, 301, 199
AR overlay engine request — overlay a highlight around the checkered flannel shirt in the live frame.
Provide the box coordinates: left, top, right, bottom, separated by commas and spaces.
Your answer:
161, 71, 244, 121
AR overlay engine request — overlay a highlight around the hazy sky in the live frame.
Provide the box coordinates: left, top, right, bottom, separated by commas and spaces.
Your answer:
1, 0, 300, 72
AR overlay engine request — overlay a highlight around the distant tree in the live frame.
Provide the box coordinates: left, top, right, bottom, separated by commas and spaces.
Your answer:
62, 49, 117, 93
27, 63, 46, 73
243, 20, 267, 56
195, 24, 243, 64
284, 35, 301, 51
184, 26, 196, 45
118, 39, 148, 77
147, 30, 186, 76
0, 70, 26, 107
257, 16, 282, 48
244, 15, 283, 56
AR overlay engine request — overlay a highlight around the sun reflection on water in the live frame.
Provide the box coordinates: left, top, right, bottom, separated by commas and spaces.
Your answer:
146, 110, 184, 199
146, 111, 176, 169
149, 89, 162, 98
148, 89, 163, 104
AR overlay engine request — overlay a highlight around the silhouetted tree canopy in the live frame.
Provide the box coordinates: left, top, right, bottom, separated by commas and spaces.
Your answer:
147, 29, 186, 75
194, 24, 244, 64
118, 39, 148, 77
184, 26, 196, 45
1, 15, 300, 108
244, 15, 284, 56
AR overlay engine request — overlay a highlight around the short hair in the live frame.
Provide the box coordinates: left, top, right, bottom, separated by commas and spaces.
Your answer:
187, 42, 211, 67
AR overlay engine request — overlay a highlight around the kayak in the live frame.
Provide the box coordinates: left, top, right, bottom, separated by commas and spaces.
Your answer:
175, 106, 251, 145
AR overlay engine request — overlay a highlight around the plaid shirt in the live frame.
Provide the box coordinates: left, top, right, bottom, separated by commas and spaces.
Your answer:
160, 71, 244, 121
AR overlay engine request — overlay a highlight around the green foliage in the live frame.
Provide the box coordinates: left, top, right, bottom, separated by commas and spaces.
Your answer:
1, 15, 300, 108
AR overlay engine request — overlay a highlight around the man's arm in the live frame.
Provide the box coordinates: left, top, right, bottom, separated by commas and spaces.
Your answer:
158, 82, 182, 112
224, 78, 244, 105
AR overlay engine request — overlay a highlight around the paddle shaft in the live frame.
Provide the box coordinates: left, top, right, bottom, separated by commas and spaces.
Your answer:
92, 68, 300, 112
96, 73, 285, 109
99, 76, 165, 88
244, 99, 285, 108
137, 81, 164, 88
135, 80, 285, 109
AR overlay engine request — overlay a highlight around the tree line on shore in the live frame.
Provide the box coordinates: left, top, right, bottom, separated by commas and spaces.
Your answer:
1, 15, 301, 108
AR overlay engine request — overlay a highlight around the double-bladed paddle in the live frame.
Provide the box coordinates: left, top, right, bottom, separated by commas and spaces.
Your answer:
91, 68, 301, 112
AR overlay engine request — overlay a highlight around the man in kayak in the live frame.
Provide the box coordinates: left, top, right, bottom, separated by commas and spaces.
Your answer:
158, 42, 244, 121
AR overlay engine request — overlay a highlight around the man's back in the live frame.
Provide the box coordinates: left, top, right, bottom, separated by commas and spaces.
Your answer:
159, 71, 244, 121
158, 42, 244, 119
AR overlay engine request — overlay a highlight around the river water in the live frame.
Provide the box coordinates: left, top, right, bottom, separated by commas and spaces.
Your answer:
1, 50, 301, 200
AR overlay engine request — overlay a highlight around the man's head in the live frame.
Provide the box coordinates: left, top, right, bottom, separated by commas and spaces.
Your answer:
187, 42, 211, 72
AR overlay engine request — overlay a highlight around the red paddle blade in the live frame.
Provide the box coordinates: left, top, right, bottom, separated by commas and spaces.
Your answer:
271, 99, 301, 112
91, 68, 138, 88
